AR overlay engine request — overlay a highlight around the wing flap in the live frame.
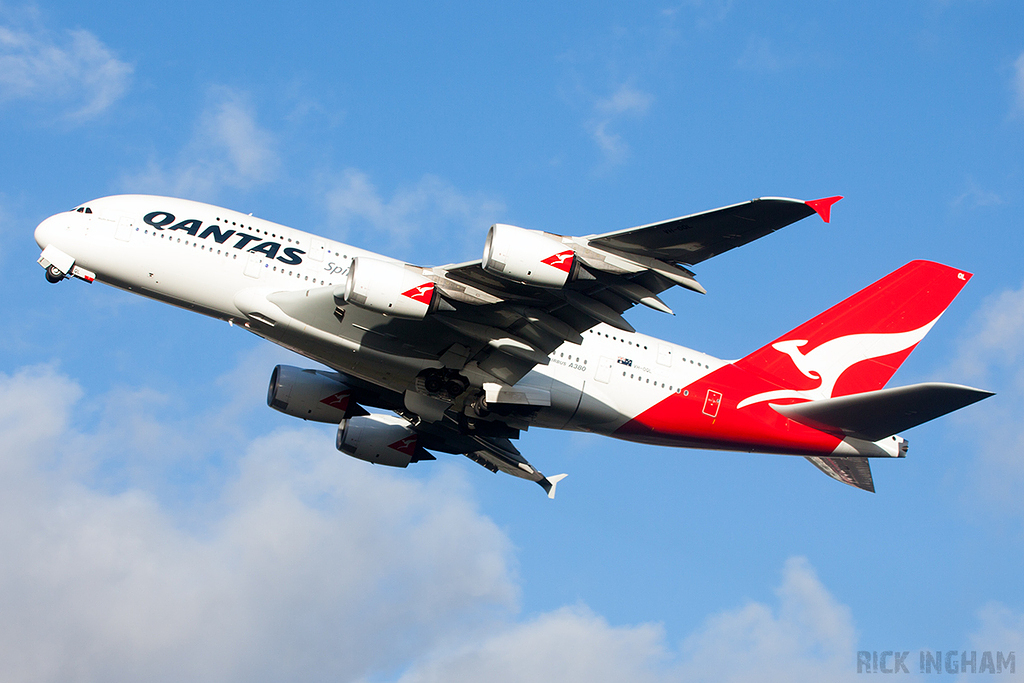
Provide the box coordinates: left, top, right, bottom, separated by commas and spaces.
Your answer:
774, 382, 993, 442
463, 436, 567, 498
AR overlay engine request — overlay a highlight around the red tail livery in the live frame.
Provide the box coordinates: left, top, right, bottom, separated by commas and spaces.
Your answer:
616, 261, 989, 490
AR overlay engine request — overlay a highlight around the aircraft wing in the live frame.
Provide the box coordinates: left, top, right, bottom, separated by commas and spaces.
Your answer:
243, 196, 837, 411
585, 196, 841, 266
431, 196, 839, 386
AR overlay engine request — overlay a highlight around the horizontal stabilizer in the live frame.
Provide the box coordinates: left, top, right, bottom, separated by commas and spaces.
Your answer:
805, 456, 875, 492
774, 382, 993, 442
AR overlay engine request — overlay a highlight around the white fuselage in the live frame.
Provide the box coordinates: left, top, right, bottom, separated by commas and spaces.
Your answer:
34, 195, 722, 438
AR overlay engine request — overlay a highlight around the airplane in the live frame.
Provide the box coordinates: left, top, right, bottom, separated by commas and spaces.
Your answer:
33, 194, 993, 497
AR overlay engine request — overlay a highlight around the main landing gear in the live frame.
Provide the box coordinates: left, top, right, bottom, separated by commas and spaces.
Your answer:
419, 368, 469, 399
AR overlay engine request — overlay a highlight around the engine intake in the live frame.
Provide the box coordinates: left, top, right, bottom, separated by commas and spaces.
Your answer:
482, 223, 579, 287
336, 414, 434, 467
267, 365, 368, 423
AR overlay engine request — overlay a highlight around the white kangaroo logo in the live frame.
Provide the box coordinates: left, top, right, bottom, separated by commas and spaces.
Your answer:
737, 316, 941, 409
402, 284, 434, 302
543, 251, 573, 268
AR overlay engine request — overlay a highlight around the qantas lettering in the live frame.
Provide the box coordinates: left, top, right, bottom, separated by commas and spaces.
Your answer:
143, 211, 306, 266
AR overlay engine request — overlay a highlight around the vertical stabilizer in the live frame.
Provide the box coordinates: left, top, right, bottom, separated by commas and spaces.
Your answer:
735, 261, 972, 403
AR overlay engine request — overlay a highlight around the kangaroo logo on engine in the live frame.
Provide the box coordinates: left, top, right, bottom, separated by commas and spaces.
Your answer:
320, 391, 351, 411
401, 283, 435, 304
541, 250, 575, 272
389, 435, 418, 455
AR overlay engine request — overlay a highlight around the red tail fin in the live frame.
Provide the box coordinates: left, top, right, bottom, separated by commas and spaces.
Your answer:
735, 260, 971, 399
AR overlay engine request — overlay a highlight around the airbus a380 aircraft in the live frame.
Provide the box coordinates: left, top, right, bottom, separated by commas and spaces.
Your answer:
34, 194, 992, 496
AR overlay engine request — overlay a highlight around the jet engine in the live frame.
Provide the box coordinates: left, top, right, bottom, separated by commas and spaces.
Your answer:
482, 223, 580, 287
341, 257, 447, 319
336, 414, 434, 467
267, 365, 367, 423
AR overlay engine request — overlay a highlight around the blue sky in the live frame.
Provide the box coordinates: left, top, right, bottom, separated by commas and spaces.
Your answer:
2, 1, 1024, 680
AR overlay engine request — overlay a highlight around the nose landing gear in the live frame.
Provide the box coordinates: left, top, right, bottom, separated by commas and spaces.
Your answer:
44, 265, 66, 283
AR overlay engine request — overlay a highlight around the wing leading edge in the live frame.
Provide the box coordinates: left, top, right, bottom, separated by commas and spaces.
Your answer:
586, 196, 841, 266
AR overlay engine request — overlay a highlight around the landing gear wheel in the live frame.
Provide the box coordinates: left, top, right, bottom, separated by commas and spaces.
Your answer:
45, 265, 66, 283
445, 378, 468, 398
472, 395, 490, 417
423, 373, 444, 394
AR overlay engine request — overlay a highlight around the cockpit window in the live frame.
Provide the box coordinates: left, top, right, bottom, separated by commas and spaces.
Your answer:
73, 207, 93, 214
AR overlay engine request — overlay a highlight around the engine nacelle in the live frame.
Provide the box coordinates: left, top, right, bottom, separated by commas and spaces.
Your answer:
336, 414, 432, 468
482, 223, 578, 287
341, 257, 442, 319
267, 365, 366, 423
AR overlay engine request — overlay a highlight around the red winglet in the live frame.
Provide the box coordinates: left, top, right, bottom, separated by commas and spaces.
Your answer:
805, 196, 843, 223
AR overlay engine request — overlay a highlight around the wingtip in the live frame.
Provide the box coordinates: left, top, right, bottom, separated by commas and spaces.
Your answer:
805, 196, 843, 223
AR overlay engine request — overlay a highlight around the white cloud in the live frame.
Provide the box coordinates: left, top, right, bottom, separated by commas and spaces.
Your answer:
969, 603, 1024, 660
952, 179, 1003, 209
393, 607, 670, 683
0, 364, 517, 683
0, 23, 132, 121
948, 282, 1024, 509
674, 557, 857, 682
126, 88, 279, 200
0, 360, 868, 683
391, 556, 859, 683
952, 285, 1024, 380
323, 169, 505, 261
121, 87, 496, 261
587, 84, 654, 166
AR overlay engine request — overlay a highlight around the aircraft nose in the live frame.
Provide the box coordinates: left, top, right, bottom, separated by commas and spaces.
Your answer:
34, 214, 62, 249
